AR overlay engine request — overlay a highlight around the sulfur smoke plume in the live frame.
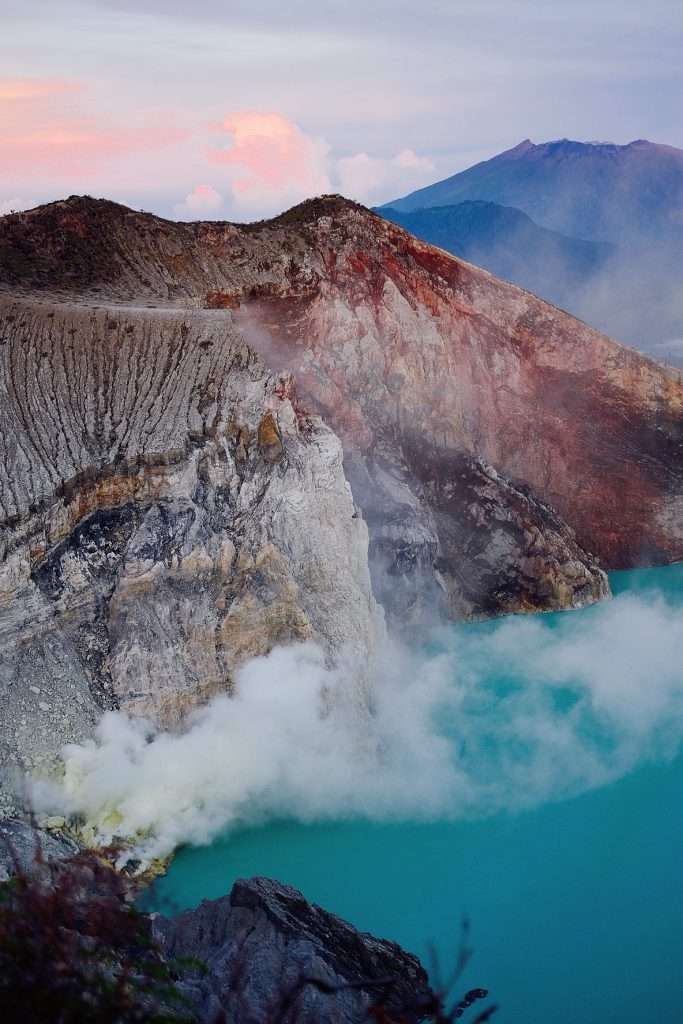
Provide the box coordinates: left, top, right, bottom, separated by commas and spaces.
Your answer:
34, 584, 683, 864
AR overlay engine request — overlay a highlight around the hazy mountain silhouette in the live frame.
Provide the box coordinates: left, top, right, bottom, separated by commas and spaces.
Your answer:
383, 138, 683, 245
380, 200, 612, 312
382, 140, 683, 365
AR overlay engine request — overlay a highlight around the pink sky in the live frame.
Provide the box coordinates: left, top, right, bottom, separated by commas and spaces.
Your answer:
0, 76, 439, 219
2, 2, 682, 220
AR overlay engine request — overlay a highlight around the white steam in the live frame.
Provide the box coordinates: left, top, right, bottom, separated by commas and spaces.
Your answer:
34, 642, 458, 861
34, 586, 683, 863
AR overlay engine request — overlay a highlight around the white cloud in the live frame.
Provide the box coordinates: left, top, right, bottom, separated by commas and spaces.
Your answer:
654, 337, 683, 354
173, 183, 224, 220
198, 111, 437, 218
336, 148, 435, 205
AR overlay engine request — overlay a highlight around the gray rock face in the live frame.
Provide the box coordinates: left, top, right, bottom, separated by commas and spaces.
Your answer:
153, 876, 433, 1023
0, 818, 78, 882
346, 449, 608, 627
0, 296, 381, 811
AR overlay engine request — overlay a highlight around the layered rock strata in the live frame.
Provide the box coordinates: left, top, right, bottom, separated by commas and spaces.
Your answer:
10, 196, 679, 624
0, 295, 379, 807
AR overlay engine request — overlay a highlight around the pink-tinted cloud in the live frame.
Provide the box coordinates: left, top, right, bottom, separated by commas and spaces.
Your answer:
208, 112, 331, 213
1, 121, 186, 178
0, 77, 187, 181
0, 78, 80, 102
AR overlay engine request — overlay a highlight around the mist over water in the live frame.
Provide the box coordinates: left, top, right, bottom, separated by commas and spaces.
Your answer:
36, 566, 683, 869
143, 565, 683, 1024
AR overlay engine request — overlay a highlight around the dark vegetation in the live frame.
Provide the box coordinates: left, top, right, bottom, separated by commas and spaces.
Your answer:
259, 193, 363, 230
0, 831, 497, 1023
0, 198, 122, 289
0, 833, 195, 1023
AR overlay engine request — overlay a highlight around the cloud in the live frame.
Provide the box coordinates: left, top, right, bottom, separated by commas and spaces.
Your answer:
207, 112, 331, 215
174, 184, 224, 220
34, 581, 683, 866
652, 338, 683, 362
0, 197, 38, 216
0, 82, 437, 218
0, 76, 187, 182
0, 78, 80, 102
4, 1, 683, 221
336, 148, 436, 205
201, 111, 436, 217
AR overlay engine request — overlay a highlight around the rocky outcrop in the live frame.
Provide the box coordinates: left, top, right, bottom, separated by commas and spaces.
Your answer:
345, 450, 607, 625
1, 847, 437, 1024
5, 197, 667, 628
0, 818, 78, 882
153, 876, 434, 1023
0, 294, 380, 810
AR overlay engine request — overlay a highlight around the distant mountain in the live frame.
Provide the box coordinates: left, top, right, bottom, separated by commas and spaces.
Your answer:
380, 200, 612, 312
383, 138, 683, 244
381, 140, 683, 364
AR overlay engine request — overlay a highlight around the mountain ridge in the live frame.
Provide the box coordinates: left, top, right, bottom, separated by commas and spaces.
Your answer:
382, 137, 683, 243
379, 199, 612, 317
1, 192, 681, 579
1, 190, 681, 815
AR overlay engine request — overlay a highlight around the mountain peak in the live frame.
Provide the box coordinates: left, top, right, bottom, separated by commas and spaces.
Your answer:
383, 136, 683, 242
265, 193, 367, 227
505, 138, 535, 156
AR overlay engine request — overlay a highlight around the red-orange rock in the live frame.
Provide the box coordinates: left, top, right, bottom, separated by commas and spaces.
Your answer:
1, 194, 680, 622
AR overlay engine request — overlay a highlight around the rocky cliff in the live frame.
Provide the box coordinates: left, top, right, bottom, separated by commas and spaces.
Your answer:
1, 193, 681, 794
11, 195, 675, 626
153, 876, 434, 1022
0, 292, 380, 809
0, 832, 438, 1024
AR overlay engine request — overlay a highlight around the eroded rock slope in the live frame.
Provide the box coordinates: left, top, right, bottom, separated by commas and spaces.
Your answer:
8, 195, 674, 624
0, 294, 379, 805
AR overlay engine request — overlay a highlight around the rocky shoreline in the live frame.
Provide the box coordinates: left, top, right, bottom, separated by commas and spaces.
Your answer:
1, 818, 446, 1023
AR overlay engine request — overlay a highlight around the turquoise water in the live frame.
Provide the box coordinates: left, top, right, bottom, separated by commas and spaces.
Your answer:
146, 565, 683, 1023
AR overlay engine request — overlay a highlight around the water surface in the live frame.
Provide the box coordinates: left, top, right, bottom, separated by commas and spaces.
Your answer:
147, 565, 683, 1023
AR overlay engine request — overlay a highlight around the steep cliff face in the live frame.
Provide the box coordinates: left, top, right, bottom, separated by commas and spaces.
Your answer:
153, 877, 434, 1023
0, 294, 380, 806
344, 450, 607, 624
4, 197, 661, 628
232, 202, 682, 575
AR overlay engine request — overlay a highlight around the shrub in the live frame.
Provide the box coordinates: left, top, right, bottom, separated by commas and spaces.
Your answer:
0, 836, 193, 1023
